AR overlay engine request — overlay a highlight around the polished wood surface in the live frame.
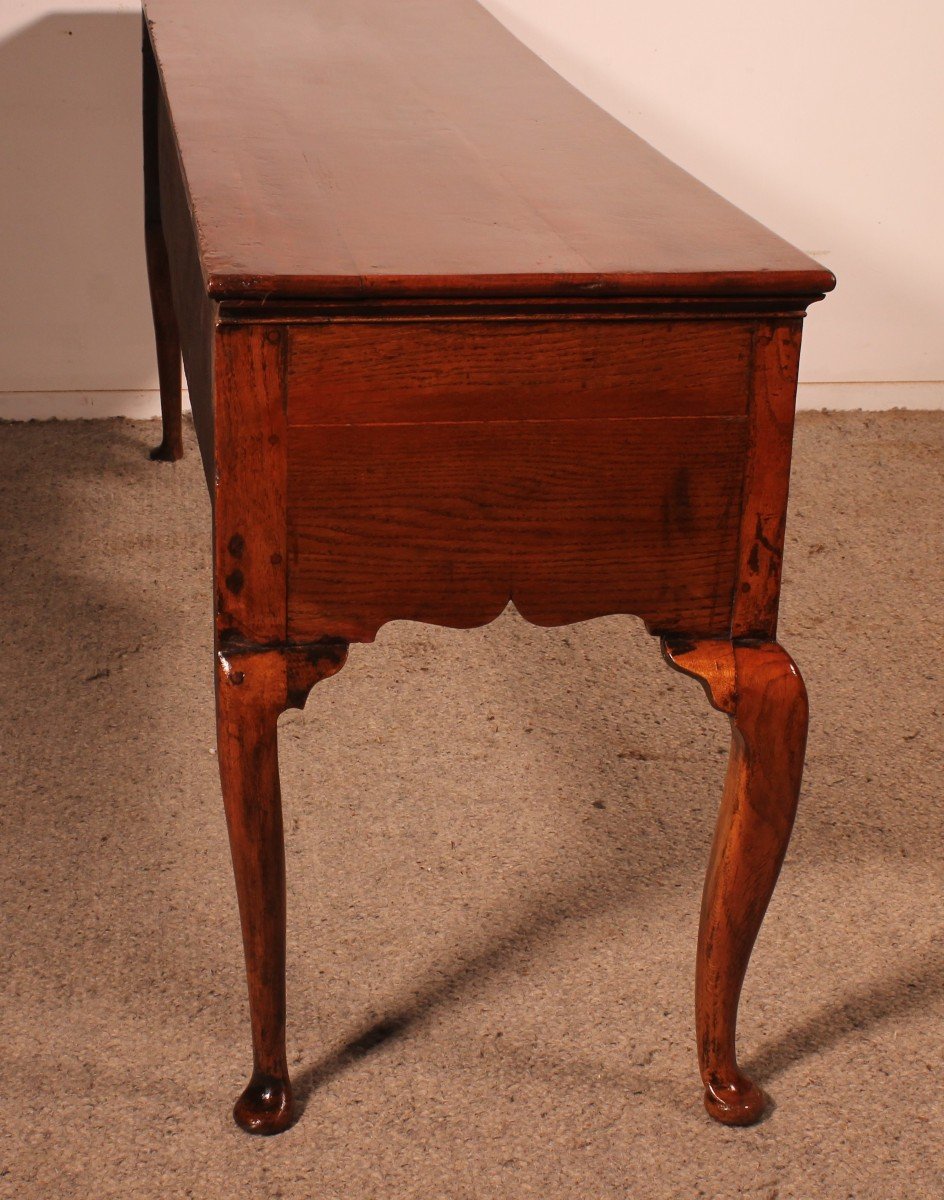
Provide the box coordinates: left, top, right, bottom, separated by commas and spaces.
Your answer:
286, 320, 753, 424
286, 413, 748, 641
142, 0, 833, 303
662, 639, 808, 1125
142, 0, 833, 1137
732, 322, 804, 639
216, 643, 348, 1134
214, 325, 288, 646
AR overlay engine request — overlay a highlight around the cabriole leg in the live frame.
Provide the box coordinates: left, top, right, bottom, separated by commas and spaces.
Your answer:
215, 643, 347, 1135
662, 638, 808, 1125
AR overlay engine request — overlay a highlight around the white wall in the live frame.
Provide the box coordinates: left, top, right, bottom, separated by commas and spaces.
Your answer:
480, 0, 944, 410
1, 0, 941, 418
0, 1, 159, 416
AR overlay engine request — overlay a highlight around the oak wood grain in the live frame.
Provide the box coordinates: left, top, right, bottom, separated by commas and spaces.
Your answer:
287, 320, 753, 427
215, 642, 348, 1135
732, 321, 804, 639
662, 638, 808, 1126
142, 0, 833, 302
286, 415, 747, 642
214, 326, 288, 645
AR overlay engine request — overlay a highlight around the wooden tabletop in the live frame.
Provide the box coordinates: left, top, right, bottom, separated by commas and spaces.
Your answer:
144, 0, 834, 302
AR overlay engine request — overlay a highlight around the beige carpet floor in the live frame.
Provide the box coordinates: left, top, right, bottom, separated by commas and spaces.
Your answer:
0, 412, 942, 1199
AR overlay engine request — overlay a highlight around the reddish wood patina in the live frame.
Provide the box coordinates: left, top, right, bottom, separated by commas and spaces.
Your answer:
142, 0, 833, 1135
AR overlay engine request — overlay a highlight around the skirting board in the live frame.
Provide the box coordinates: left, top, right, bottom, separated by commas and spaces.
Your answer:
0, 382, 941, 421
797, 382, 943, 410
0, 390, 194, 421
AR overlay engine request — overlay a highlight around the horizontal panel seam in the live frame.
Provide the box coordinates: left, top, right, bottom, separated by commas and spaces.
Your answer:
285, 414, 748, 430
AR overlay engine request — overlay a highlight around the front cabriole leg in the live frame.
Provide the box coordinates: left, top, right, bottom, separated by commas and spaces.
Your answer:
661, 638, 808, 1125
215, 641, 348, 1134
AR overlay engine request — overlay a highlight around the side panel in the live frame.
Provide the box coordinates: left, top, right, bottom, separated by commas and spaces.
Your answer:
155, 69, 216, 484
287, 320, 753, 425
284, 319, 754, 642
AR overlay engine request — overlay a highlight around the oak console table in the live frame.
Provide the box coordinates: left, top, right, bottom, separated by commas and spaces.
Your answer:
142, 0, 834, 1135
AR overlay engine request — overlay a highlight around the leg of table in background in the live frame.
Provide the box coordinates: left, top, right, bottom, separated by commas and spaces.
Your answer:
215, 644, 347, 1135
142, 20, 183, 463
144, 227, 183, 462
661, 638, 808, 1125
